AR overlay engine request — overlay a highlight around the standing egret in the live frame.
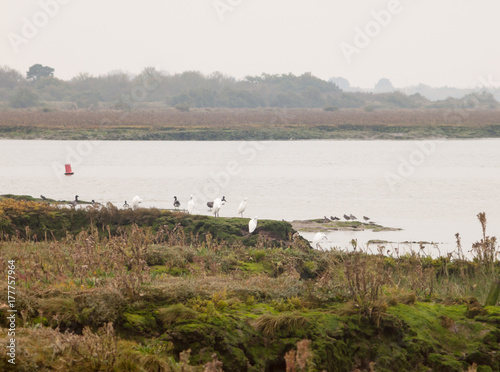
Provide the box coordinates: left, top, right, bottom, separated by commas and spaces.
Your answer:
249, 216, 258, 233
237, 198, 247, 217
173, 196, 180, 209
213, 197, 223, 217
131, 196, 142, 209
312, 232, 328, 249
187, 195, 195, 214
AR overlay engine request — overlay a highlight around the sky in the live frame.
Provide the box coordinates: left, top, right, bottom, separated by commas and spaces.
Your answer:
1, 0, 499, 89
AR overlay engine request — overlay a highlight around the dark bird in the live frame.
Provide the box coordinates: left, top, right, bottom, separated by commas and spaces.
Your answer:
40, 195, 47, 200
69, 195, 79, 208
350, 214, 357, 220
123, 201, 130, 208
363, 216, 370, 221
207, 201, 214, 209
173, 196, 180, 209
331, 216, 340, 221
343, 214, 351, 220
91, 200, 101, 207
323, 216, 331, 223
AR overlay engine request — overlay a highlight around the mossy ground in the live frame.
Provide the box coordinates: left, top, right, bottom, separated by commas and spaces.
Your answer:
0, 196, 499, 371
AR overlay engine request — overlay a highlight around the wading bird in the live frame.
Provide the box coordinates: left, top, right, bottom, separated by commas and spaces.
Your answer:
213, 197, 223, 217
237, 198, 247, 217
363, 216, 370, 221
123, 201, 130, 209
343, 214, 351, 220
312, 232, 328, 249
187, 195, 195, 214
350, 214, 357, 220
249, 216, 258, 233
173, 196, 180, 209
131, 196, 142, 209
40, 195, 47, 200
331, 216, 340, 221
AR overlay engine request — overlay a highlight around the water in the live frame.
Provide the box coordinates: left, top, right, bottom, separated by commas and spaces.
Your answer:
1, 139, 499, 257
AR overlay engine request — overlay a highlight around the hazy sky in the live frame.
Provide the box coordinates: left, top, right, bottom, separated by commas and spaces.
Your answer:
2, 0, 499, 89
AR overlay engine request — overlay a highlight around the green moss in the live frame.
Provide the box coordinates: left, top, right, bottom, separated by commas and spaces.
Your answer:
122, 312, 157, 334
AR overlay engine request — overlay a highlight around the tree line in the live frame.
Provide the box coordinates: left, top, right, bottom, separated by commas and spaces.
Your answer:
0, 64, 498, 111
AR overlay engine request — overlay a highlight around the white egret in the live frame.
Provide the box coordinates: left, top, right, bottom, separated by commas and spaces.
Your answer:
173, 196, 180, 209
131, 196, 142, 209
213, 197, 223, 217
187, 195, 195, 214
312, 232, 328, 249
249, 216, 258, 233
237, 198, 247, 217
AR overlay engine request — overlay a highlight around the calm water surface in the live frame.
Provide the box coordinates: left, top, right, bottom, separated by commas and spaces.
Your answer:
1, 139, 499, 257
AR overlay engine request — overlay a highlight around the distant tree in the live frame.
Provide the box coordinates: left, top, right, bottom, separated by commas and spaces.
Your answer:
9, 87, 39, 108
0, 66, 24, 88
26, 64, 54, 80
374, 78, 394, 93
329, 77, 350, 91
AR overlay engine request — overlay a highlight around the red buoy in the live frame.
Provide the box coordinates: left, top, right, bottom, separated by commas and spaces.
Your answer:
65, 164, 74, 176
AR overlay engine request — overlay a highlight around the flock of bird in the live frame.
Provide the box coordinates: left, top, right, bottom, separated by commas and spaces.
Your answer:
58, 194, 258, 234
45, 194, 375, 245
324, 214, 372, 222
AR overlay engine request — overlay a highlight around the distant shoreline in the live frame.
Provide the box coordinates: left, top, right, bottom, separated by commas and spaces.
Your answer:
1, 107, 500, 140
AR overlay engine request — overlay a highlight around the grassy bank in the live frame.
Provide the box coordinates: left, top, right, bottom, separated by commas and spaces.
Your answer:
1, 108, 500, 140
0, 197, 499, 371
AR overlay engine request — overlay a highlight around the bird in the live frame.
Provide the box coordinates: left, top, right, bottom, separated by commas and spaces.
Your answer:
207, 201, 214, 210
363, 216, 370, 221
350, 214, 357, 220
213, 197, 223, 217
331, 216, 340, 221
249, 216, 258, 233
131, 196, 142, 209
187, 195, 195, 214
40, 195, 47, 200
323, 216, 331, 223
69, 195, 79, 208
343, 214, 351, 220
91, 200, 101, 207
237, 198, 247, 217
312, 232, 328, 249
123, 201, 130, 209
173, 196, 180, 209
221, 196, 227, 205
